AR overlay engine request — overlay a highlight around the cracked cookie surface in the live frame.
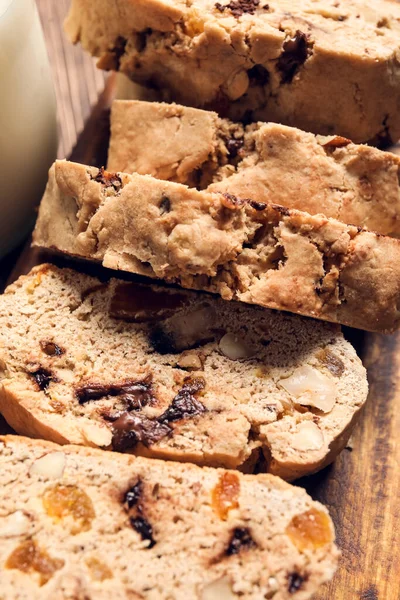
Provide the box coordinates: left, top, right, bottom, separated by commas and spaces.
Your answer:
0, 264, 367, 480
108, 100, 400, 238
0, 435, 339, 598
33, 161, 400, 332
65, 0, 400, 143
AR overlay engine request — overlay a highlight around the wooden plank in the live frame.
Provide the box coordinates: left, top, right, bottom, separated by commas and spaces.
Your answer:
35, 0, 107, 159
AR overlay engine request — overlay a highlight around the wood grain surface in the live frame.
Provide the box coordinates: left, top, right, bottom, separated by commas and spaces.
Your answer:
1, 3, 399, 599
36, 0, 107, 159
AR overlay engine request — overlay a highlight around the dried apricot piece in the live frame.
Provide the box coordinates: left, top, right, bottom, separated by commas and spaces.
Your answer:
286, 508, 333, 551
43, 484, 95, 533
6, 539, 64, 585
211, 472, 240, 520
86, 556, 113, 581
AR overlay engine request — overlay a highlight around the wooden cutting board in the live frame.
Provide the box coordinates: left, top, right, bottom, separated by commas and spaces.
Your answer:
1, 75, 399, 600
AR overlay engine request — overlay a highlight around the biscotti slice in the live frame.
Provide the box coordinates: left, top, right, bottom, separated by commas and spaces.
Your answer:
0, 264, 367, 480
0, 435, 339, 599
108, 100, 400, 237
65, 0, 400, 144
33, 160, 400, 332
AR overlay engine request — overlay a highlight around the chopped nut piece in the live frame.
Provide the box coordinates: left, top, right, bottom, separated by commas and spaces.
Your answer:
80, 422, 113, 447
0, 511, 30, 538
202, 577, 235, 600
219, 333, 256, 361
287, 508, 333, 552
42, 484, 95, 533
5, 539, 64, 586
150, 306, 216, 354
30, 452, 66, 480
279, 365, 336, 412
291, 421, 324, 452
86, 557, 113, 581
177, 350, 204, 371
321, 135, 352, 149
211, 472, 240, 520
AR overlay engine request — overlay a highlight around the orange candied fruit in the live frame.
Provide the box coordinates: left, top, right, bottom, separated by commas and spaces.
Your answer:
286, 508, 333, 551
211, 472, 240, 520
85, 556, 113, 581
42, 484, 95, 533
6, 539, 64, 585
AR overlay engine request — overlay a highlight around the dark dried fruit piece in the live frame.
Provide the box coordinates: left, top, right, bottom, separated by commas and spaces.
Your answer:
99, 36, 127, 70
215, 0, 260, 17
112, 412, 171, 451
317, 348, 345, 377
76, 378, 154, 408
247, 64, 270, 86
226, 137, 244, 159
278, 31, 310, 84
130, 516, 156, 548
226, 527, 256, 555
124, 480, 143, 509
109, 283, 188, 322
367, 115, 393, 150
92, 166, 122, 192
249, 200, 267, 211
221, 192, 247, 210
288, 572, 305, 593
40, 341, 64, 357
158, 377, 206, 424
159, 196, 171, 215
29, 368, 54, 391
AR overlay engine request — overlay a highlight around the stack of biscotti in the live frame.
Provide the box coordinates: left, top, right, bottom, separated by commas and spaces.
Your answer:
7, 0, 400, 595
